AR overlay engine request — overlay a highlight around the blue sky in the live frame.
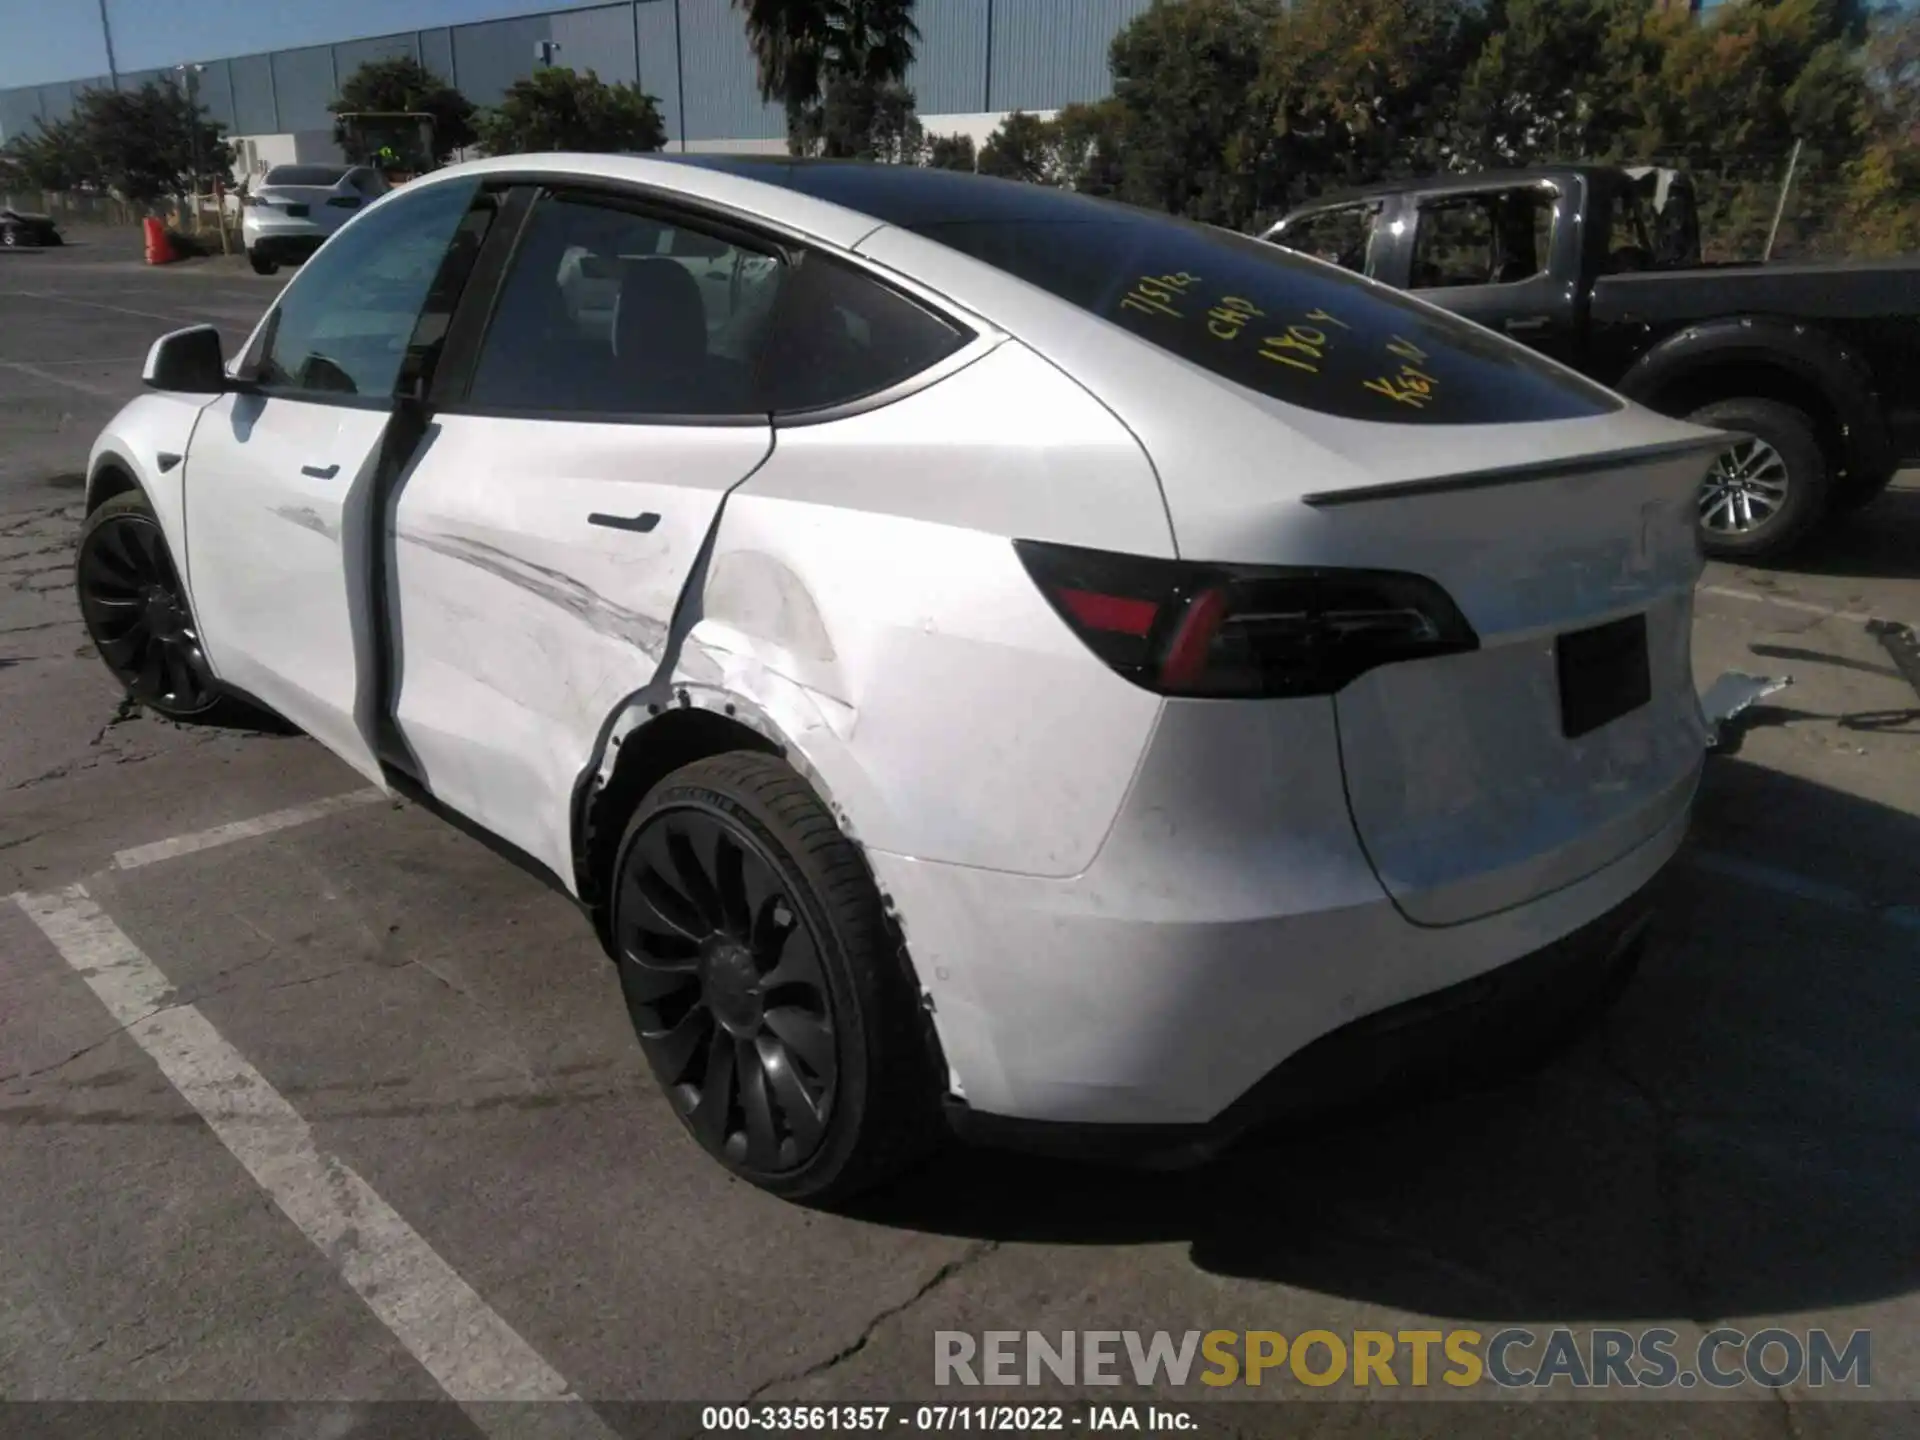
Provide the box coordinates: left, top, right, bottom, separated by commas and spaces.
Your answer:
0, 0, 594, 89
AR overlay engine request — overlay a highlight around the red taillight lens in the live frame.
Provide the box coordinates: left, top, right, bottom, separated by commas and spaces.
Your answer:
1014, 540, 1477, 698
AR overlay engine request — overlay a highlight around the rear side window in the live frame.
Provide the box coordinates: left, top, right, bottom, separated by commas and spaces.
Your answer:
1411, 188, 1554, 288
914, 210, 1618, 425
464, 191, 783, 417
760, 253, 968, 414
1273, 204, 1379, 275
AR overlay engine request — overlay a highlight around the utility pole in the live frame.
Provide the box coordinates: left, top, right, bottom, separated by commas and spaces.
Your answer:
176, 64, 206, 234
97, 0, 119, 88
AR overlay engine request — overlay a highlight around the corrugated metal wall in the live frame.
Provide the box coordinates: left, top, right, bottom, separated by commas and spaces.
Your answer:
270, 46, 338, 133
908, 0, 991, 115
0, 0, 1140, 146
229, 54, 278, 135
679, 0, 785, 143
989, 0, 1151, 112
633, 0, 683, 144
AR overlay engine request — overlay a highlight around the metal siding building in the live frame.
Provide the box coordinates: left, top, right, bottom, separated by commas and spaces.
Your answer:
0, 0, 1147, 149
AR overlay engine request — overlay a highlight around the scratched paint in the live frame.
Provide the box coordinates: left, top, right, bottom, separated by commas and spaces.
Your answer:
404, 530, 670, 659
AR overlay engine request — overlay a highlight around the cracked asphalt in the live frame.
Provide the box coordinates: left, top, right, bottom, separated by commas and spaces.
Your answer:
2, 230, 1918, 1436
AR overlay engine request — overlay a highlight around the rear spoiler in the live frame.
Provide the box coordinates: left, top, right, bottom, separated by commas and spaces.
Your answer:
1300, 434, 1734, 508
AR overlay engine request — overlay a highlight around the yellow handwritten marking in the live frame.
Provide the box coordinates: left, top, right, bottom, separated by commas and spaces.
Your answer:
1386, 335, 1429, 364
1305, 309, 1351, 331
1121, 294, 1180, 319
1260, 342, 1319, 373
1364, 363, 1438, 408
1207, 295, 1264, 340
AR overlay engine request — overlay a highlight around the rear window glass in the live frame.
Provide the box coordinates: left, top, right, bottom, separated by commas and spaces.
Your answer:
912, 213, 1619, 425
264, 165, 347, 187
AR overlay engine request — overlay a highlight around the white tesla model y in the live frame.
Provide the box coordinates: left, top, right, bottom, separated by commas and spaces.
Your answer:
78, 155, 1723, 1201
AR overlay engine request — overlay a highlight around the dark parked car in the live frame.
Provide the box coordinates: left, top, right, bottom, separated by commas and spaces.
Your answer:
0, 207, 62, 248
1264, 165, 1920, 558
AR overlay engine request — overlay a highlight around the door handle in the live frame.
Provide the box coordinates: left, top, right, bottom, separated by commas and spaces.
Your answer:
588, 511, 660, 533
300, 463, 340, 479
1504, 315, 1551, 334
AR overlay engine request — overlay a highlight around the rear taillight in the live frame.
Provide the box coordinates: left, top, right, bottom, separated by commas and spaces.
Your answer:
1015, 539, 1478, 698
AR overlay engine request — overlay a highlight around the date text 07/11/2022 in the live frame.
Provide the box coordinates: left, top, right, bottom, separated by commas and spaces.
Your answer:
700, 1404, 1195, 1432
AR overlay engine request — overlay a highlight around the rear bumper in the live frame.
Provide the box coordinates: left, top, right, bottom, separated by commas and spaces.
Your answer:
246, 232, 325, 264
944, 877, 1662, 1166
867, 695, 1700, 1132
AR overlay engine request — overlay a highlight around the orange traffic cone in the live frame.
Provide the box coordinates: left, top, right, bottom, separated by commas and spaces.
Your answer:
143, 217, 175, 265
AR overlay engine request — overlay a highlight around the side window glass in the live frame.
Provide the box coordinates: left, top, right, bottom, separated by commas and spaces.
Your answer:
256, 178, 480, 398
1604, 191, 1655, 274
760, 253, 968, 414
1411, 198, 1496, 289
1276, 205, 1377, 274
465, 192, 781, 416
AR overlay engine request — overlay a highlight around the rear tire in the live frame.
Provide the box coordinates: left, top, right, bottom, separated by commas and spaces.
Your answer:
1687, 398, 1828, 561
609, 752, 941, 1205
1830, 463, 1897, 516
247, 248, 277, 276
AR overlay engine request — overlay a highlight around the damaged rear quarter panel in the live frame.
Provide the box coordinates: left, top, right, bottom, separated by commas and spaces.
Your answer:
682, 339, 1173, 878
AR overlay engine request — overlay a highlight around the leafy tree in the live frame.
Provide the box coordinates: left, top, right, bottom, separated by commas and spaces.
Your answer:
735, 0, 920, 156
1103, 0, 1280, 226
330, 57, 476, 163
1050, 100, 1127, 196
976, 110, 1057, 183
49, 81, 232, 205
476, 68, 667, 154
925, 132, 976, 170
2, 116, 89, 193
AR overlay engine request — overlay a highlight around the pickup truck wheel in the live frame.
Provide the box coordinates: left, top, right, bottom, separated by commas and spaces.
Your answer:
247, 249, 277, 276
1830, 465, 1897, 516
1687, 398, 1828, 561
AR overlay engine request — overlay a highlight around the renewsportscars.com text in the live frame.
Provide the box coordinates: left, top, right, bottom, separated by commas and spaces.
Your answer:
934, 1328, 1872, 1390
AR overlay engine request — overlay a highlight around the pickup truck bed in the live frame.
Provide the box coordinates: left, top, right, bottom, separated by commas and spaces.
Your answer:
1264, 165, 1920, 558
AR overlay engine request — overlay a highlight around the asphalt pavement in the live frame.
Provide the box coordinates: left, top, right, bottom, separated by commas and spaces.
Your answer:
2, 228, 1917, 1438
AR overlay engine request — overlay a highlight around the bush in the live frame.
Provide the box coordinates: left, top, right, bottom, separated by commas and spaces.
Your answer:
476, 67, 667, 155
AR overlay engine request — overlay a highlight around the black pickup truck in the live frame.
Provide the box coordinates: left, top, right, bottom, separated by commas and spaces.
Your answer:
1263, 165, 1920, 558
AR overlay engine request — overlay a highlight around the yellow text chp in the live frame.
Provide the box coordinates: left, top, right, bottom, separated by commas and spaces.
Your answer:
1196, 1329, 1485, 1388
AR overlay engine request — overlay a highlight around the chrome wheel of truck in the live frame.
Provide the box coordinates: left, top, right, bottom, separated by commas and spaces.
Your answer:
1699, 437, 1790, 535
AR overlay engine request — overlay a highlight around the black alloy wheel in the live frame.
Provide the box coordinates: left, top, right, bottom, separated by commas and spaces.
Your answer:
75, 493, 221, 717
617, 802, 840, 1175
609, 752, 941, 1202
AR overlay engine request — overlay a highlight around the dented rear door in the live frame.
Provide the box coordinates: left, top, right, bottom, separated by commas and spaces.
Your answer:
387, 186, 782, 883
390, 418, 770, 883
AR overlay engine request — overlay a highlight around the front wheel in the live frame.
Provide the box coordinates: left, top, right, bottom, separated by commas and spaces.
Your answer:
74, 491, 225, 719
247, 248, 277, 275
609, 752, 941, 1204
1687, 398, 1828, 561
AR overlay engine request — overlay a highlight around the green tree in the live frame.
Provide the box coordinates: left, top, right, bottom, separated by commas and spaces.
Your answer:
976, 110, 1057, 183
1050, 100, 1127, 197
476, 67, 667, 154
735, 0, 920, 156
55, 80, 232, 205
330, 57, 476, 163
925, 132, 976, 170
2, 115, 90, 193
1104, 0, 1279, 225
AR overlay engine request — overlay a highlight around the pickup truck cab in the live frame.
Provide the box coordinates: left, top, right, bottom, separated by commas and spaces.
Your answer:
1264, 165, 1920, 558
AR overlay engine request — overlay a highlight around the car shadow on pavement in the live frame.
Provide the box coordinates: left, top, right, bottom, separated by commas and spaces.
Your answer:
1754, 483, 1920, 582
855, 757, 1920, 1325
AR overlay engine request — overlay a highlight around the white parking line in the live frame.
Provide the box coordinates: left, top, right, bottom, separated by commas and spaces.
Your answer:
1698, 584, 1877, 626
1686, 849, 1919, 931
112, 788, 388, 870
11, 885, 618, 1436
0, 357, 126, 399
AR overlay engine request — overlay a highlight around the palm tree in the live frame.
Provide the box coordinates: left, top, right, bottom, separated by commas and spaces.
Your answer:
735, 0, 919, 157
